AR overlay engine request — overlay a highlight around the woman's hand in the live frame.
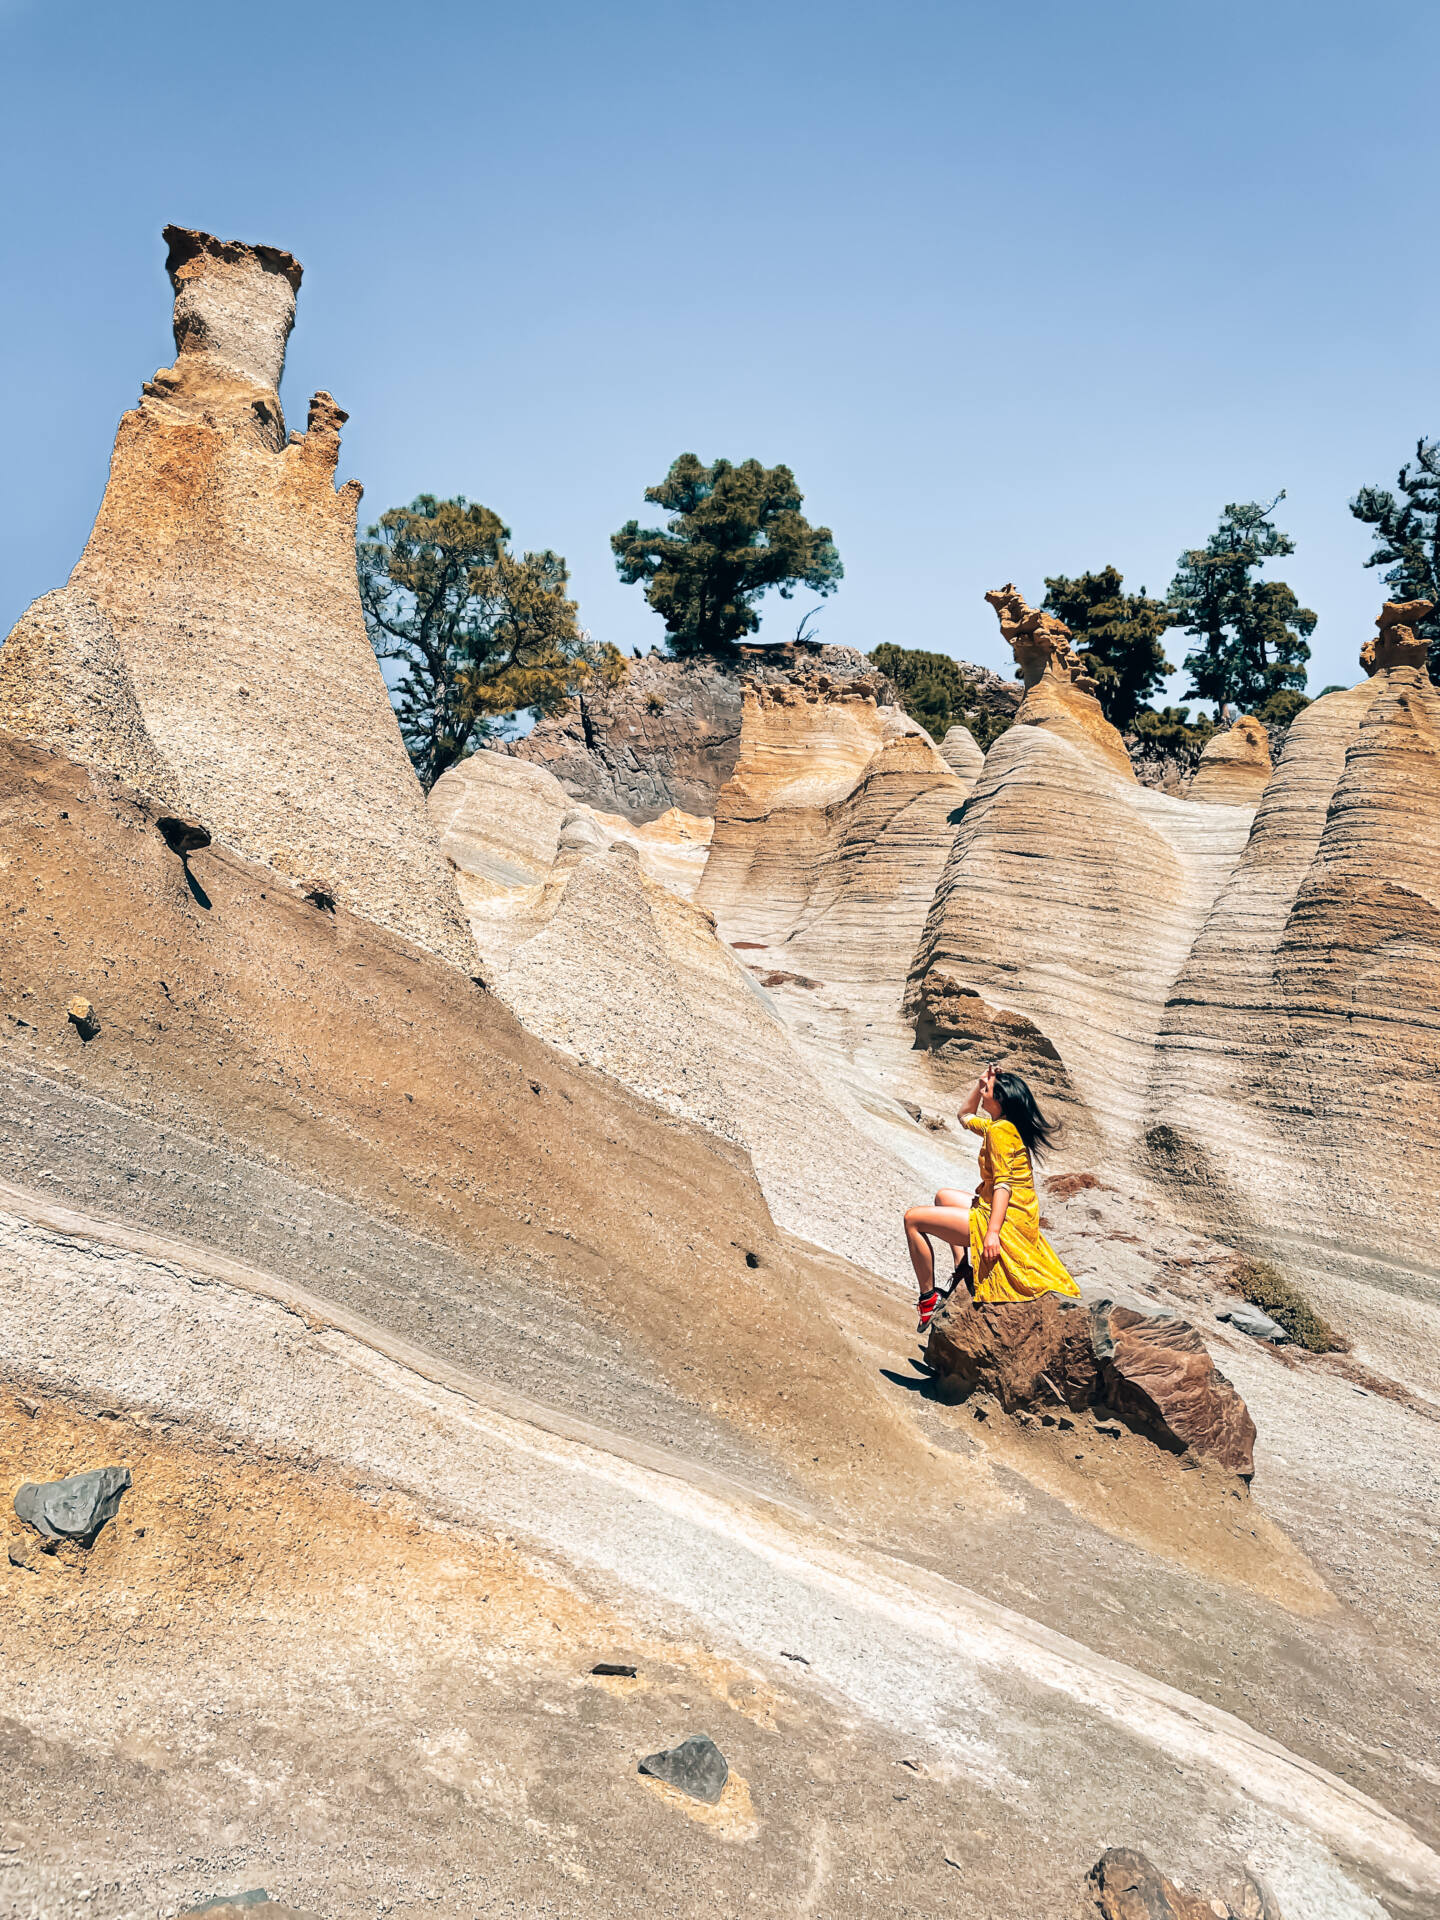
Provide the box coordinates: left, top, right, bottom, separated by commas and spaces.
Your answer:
982, 1228, 1002, 1264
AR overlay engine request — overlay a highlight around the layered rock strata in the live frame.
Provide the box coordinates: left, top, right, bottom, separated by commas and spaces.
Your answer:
1145, 602, 1440, 1351
696, 660, 984, 1185
0, 226, 472, 969
1189, 714, 1272, 805
907, 589, 1254, 1155
431, 748, 927, 1281
508, 642, 889, 822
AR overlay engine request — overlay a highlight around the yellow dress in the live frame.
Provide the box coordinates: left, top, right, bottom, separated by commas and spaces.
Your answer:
963, 1113, 1080, 1305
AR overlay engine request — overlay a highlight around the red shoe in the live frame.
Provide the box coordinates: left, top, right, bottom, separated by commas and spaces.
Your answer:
916, 1289, 940, 1333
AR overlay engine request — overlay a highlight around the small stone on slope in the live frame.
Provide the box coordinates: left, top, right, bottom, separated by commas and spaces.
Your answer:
638, 1733, 729, 1804
15, 1465, 131, 1545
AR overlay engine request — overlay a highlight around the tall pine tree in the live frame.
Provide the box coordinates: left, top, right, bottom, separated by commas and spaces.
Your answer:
1040, 566, 1173, 727
1168, 497, 1315, 720
1350, 438, 1440, 672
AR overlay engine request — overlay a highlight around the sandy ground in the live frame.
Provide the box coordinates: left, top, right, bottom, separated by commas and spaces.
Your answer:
2, 1193, 1438, 1920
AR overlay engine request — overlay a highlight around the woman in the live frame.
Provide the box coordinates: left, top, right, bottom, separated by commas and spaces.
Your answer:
905, 1066, 1079, 1330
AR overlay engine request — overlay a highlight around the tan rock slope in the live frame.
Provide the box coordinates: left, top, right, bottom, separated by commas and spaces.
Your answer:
695, 658, 983, 1182
6, 231, 1440, 1920
906, 587, 1254, 1154
1189, 714, 1273, 804
0, 226, 472, 969
1145, 601, 1440, 1372
431, 748, 925, 1281
507, 641, 888, 821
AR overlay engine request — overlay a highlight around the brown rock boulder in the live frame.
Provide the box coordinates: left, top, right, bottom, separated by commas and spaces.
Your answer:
1086, 1848, 1231, 1920
1091, 1301, 1256, 1477
927, 1288, 1099, 1412
926, 1292, 1256, 1476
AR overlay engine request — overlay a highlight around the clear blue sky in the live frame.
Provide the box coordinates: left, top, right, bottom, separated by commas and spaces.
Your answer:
3, 0, 1437, 701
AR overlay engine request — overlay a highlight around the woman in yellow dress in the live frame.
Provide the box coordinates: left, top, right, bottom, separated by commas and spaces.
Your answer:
905, 1066, 1079, 1330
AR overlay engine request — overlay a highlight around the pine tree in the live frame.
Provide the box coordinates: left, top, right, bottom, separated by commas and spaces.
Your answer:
1040, 566, 1173, 727
359, 495, 624, 789
1350, 438, 1440, 672
1168, 497, 1315, 720
612, 454, 842, 656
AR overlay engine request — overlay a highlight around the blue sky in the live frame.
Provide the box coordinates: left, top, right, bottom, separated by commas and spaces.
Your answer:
3, 0, 1437, 701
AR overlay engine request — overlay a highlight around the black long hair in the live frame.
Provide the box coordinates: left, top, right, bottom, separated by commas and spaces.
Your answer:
993, 1071, 1058, 1162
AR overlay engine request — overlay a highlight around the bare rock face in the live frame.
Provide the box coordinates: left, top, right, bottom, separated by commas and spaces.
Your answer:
695, 658, 983, 1198
926, 1289, 1101, 1412
429, 748, 927, 1282
926, 1291, 1256, 1476
0, 588, 176, 800
1086, 1848, 1250, 1920
0, 227, 472, 971
1091, 1301, 1256, 1476
1189, 715, 1272, 805
507, 652, 743, 821
937, 723, 985, 778
508, 643, 891, 822
985, 583, 1135, 777
906, 722, 1252, 1156
1145, 603, 1440, 1369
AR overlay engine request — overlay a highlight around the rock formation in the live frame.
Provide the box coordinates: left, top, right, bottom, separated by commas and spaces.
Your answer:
1145, 601, 1440, 1371
906, 589, 1254, 1154
695, 656, 984, 1185
508, 641, 889, 821
926, 1291, 1256, 1476
7, 239, 1440, 1920
984, 582, 1134, 776
1188, 714, 1272, 805
937, 722, 985, 778
430, 746, 929, 1280
0, 226, 472, 969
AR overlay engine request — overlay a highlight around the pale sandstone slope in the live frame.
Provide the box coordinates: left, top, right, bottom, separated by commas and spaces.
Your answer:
905, 587, 1254, 1157
431, 749, 924, 1282
0, 226, 472, 968
696, 662, 984, 1183
1146, 603, 1440, 1372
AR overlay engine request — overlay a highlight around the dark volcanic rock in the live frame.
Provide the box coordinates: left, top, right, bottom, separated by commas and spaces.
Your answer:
926, 1293, 1256, 1477
179, 1896, 322, 1919
15, 1464, 131, 1545
638, 1733, 729, 1804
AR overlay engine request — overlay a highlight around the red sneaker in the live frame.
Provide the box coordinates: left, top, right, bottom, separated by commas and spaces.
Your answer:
916, 1289, 940, 1333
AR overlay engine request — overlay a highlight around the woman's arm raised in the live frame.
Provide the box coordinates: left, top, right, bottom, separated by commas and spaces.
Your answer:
959, 1065, 995, 1122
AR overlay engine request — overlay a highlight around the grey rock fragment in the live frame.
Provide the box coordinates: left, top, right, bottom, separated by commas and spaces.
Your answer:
638, 1733, 729, 1804
15, 1464, 132, 1545
1217, 1303, 1289, 1344
179, 1895, 322, 1919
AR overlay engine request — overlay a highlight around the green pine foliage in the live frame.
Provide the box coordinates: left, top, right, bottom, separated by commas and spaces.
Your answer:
611, 454, 842, 657
1350, 438, 1440, 673
1168, 497, 1315, 717
1041, 566, 1174, 727
1130, 705, 1215, 755
359, 495, 625, 790
868, 644, 1010, 751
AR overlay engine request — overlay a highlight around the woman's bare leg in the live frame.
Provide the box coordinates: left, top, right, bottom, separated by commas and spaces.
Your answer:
905, 1204, 971, 1293
934, 1188, 973, 1210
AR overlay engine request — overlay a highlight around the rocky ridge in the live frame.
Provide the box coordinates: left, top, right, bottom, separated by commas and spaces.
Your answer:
0, 226, 472, 969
